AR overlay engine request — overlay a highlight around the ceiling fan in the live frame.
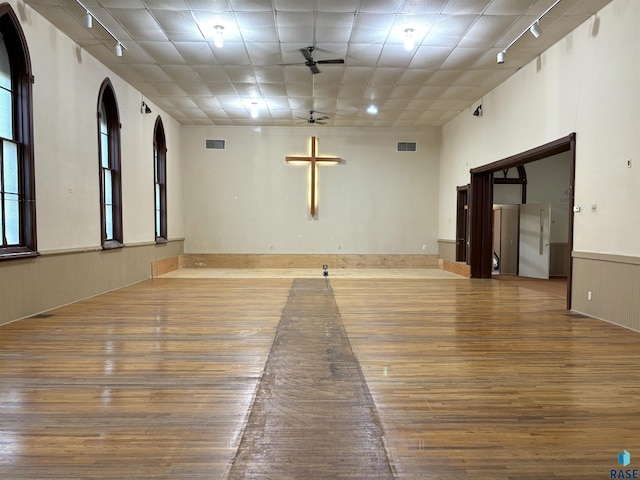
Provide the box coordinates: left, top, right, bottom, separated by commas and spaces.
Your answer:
297, 110, 330, 125
291, 46, 345, 74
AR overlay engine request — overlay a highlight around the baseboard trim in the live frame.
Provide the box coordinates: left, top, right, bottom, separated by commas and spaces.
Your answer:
177, 253, 440, 270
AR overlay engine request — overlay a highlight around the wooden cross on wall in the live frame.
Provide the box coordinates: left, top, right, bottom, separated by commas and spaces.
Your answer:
286, 136, 342, 218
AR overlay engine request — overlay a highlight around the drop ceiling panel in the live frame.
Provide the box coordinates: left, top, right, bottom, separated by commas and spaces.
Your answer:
442, 0, 492, 15
246, 43, 282, 66
358, 0, 404, 14
162, 65, 201, 83
273, 0, 315, 12
229, 0, 274, 11
211, 43, 251, 65
345, 43, 384, 66
457, 15, 518, 48
153, 10, 204, 41
377, 44, 416, 68
144, 0, 190, 9
111, 9, 168, 41
173, 42, 217, 64
139, 41, 187, 64
25, 0, 615, 127
317, 0, 359, 12
400, 0, 448, 14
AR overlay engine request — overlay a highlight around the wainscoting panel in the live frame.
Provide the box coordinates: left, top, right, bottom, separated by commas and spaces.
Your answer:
571, 252, 640, 331
179, 254, 439, 270
0, 240, 184, 326
437, 240, 456, 262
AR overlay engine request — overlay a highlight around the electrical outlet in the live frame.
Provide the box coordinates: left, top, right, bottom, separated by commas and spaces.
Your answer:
588, 291, 592, 301
591, 204, 597, 213
422, 244, 427, 250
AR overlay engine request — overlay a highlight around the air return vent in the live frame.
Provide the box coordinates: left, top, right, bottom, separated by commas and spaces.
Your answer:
397, 141, 417, 152
206, 139, 226, 150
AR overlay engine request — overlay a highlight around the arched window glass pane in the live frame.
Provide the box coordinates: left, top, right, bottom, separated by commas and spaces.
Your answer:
97, 79, 121, 248
153, 118, 167, 242
104, 205, 113, 239
99, 103, 109, 168
0, 35, 12, 139
0, 5, 36, 257
5, 192, 19, 244
3, 141, 17, 192
0, 36, 10, 89
4, 142, 20, 245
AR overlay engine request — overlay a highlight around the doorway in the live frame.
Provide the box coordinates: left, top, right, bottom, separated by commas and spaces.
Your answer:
467, 134, 576, 309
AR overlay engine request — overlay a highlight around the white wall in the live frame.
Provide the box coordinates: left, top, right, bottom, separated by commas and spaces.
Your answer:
182, 126, 440, 254
494, 152, 571, 243
526, 153, 571, 243
439, 0, 640, 258
14, 0, 184, 253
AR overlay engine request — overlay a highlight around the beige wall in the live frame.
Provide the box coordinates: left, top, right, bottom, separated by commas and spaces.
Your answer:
0, 1, 185, 324
438, 0, 639, 326
181, 126, 440, 254
439, 0, 639, 259
15, 0, 185, 250
5, 0, 639, 330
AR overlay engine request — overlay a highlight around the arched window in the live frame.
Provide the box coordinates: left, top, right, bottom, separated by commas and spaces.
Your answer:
0, 5, 36, 259
97, 79, 122, 248
153, 116, 167, 243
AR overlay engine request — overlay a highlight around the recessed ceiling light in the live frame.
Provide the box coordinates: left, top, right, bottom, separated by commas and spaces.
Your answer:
213, 25, 224, 48
367, 104, 378, 115
250, 102, 259, 119
403, 28, 415, 51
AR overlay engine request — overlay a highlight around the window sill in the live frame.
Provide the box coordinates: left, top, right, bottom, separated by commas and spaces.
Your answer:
0, 249, 40, 262
102, 240, 124, 250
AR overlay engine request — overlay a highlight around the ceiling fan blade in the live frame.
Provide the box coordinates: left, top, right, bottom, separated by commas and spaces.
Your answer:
317, 59, 344, 65
316, 121, 327, 125
316, 116, 330, 121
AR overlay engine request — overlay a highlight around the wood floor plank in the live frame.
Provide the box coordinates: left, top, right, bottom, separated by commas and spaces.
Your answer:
0, 275, 639, 479
0, 278, 292, 479
332, 278, 640, 479
227, 278, 394, 480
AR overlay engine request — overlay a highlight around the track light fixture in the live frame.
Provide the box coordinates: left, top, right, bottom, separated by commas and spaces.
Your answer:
213, 25, 224, 48
529, 22, 542, 38
473, 105, 482, 117
76, 0, 127, 58
141, 101, 152, 115
496, 0, 561, 64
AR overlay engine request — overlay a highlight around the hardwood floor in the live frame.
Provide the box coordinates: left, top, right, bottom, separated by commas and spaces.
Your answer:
1, 275, 639, 479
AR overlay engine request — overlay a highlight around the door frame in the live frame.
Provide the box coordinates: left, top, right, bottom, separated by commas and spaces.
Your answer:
456, 185, 469, 263
468, 133, 576, 309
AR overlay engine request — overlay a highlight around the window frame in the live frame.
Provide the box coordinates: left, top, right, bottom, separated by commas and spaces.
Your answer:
97, 79, 123, 250
0, 4, 37, 261
153, 116, 167, 244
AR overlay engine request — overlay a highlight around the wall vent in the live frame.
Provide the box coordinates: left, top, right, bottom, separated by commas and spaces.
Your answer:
397, 141, 417, 152
206, 139, 226, 150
